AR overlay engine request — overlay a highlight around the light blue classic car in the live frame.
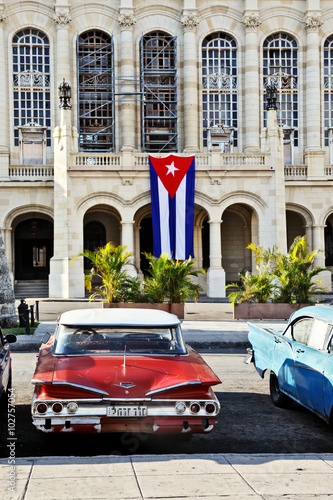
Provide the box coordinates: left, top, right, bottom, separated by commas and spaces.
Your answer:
248, 305, 333, 423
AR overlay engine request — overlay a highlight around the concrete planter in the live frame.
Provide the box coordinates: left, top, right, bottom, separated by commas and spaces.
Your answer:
102, 302, 185, 319
233, 302, 312, 320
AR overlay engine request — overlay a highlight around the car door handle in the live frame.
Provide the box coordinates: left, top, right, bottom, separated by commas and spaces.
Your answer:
296, 348, 304, 353
274, 338, 281, 343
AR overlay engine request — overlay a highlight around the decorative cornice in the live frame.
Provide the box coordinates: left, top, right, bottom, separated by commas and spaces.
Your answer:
53, 10, 72, 27
242, 13, 261, 31
118, 14, 136, 30
181, 13, 199, 32
305, 14, 323, 32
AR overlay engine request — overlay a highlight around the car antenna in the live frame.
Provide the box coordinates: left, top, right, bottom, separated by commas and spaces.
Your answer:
123, 344, 127, 367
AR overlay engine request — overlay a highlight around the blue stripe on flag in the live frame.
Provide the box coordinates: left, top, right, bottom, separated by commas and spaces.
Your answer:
149, 160, 162, 257
169, 193, 176, 258
185, 157, 195, 258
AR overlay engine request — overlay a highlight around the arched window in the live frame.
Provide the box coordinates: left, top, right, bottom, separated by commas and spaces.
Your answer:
263, 33, 298, 163
141, 31, 177, 152
324, 35, 333, 159
12, 29, 51, 162
78, 30, 114, 151
202, 33, 238, 151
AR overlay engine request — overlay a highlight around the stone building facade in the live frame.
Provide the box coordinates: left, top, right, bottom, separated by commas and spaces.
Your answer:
1, 0, 333, 298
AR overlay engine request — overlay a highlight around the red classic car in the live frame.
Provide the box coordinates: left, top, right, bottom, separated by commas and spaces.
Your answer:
31, 308, 221, 435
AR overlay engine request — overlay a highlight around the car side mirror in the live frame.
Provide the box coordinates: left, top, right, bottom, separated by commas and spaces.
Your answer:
4, 334, 17, 344
41, 332, 51, 344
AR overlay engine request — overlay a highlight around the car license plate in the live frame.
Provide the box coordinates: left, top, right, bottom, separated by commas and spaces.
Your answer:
106, 406, 147, 417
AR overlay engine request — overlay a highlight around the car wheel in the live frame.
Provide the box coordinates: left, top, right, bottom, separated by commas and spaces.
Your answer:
269, 371, 289, 408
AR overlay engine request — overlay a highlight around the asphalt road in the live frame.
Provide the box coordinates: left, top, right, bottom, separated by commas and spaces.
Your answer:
1, 349, 333, 458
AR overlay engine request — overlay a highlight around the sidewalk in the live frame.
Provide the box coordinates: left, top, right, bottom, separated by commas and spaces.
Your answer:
1, 453, 333, 499
11, 299, 287, 351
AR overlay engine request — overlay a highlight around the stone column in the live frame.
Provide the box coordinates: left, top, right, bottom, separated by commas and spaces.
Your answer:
182, 11, 199, 152
242, 12, 261, 152
49, 100, 84, 298
53, 5, 72, 123
0, 230, 17, 327
264, 106, 288, 253
0, 6, 9, 180
206, 219, 226, 297
118, 11, 136, 152
312, 224, 331, 290
121, 220, 137, 277
303, 13, 325, 178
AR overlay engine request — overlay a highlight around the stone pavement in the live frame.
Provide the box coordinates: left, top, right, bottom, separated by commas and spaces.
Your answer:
1, 453, 333, 499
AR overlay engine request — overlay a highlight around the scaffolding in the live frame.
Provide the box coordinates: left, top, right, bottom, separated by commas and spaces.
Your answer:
140, 32, 178, 153
77, 31, 114, 152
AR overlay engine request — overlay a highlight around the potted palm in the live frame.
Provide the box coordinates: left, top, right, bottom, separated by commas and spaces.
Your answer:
72, 242, 141, 303
227, 237, 329, 320
143, 253, 205, 319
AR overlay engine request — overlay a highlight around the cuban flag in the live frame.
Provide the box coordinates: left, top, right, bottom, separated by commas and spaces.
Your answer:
149, 154, 195, 260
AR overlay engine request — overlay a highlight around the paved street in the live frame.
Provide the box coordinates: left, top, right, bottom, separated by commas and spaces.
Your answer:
1, 299, 333, 499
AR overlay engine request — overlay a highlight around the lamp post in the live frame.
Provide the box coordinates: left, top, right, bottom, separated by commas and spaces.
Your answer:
58, 78, 72, 109
266, 83, 278, 111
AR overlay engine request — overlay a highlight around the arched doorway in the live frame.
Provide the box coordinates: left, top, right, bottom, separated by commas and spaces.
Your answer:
14, 218, 53, 280
325, 214, 333, 266
139, 216, 153, 275
221, 204, 257, 283
286, 210, 306, 250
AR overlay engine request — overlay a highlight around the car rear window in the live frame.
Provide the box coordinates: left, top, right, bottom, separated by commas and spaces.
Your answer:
53, 325, 187, 356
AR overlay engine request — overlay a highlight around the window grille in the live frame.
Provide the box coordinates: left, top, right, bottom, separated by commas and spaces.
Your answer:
202, 33, 238, 148
12, 29, 51, 148
141, 32, 178, 153
263, 33, 298, 148
78, 31, 114, 151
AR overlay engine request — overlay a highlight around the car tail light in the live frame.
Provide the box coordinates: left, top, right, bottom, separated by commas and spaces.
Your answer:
66, 401, 78, 414
36, 402, 48, 414
205, 402, 216, 414
52, 402, 63, 414
175, 401, 186, 414
190, 402, 201, 414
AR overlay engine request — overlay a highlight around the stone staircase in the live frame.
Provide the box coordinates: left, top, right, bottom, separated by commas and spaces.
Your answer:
14, 280, 49, 299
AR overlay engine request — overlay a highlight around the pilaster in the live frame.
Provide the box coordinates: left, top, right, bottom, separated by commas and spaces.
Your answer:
0, 5, 9, 180
182, 10, 199, 152
304, 11, 325, 178
242, 11, 261, 152
118, 10, 136, 152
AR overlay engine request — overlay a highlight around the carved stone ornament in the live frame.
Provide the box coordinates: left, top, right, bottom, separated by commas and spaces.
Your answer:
118, 14, 136, 29
242, 13, 261, 30
0, 12, 6, 22
181, 13, 199, 32
305, 14, 323, 32
53, 10, 72, 27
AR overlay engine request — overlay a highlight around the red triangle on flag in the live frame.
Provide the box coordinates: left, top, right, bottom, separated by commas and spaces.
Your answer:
149, 155, 194, 199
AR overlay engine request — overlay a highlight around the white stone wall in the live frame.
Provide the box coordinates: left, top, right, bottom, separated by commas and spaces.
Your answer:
0, 0, 333, 296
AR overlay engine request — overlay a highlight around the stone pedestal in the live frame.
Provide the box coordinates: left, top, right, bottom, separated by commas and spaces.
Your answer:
0, 231, 17, 327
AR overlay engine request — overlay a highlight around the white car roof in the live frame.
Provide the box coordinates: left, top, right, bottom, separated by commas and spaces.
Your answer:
58, 308, 181, 327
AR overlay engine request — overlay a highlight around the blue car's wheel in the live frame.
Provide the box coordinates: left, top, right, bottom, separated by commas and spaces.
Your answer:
269, 371, 289, 408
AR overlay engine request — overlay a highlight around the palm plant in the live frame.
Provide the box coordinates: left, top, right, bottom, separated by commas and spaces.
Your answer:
273, 236, 328, 304
143, 253, 205, 304
72, 242, 139, 303
226, 243, 278, 304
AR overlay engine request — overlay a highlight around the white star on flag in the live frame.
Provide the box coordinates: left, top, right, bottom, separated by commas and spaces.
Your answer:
165, 161, 179, 176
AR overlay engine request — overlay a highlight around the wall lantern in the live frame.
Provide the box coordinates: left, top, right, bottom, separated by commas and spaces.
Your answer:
58, 79, 72, 109
266, 84, 278, 111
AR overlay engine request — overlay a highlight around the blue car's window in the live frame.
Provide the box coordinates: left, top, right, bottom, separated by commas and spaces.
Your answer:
292, 318, 313, 345
307, 319, 330, 350
328, 333, 333, 352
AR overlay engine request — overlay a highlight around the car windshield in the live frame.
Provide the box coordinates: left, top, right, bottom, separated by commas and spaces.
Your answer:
53, 325, 187, 356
